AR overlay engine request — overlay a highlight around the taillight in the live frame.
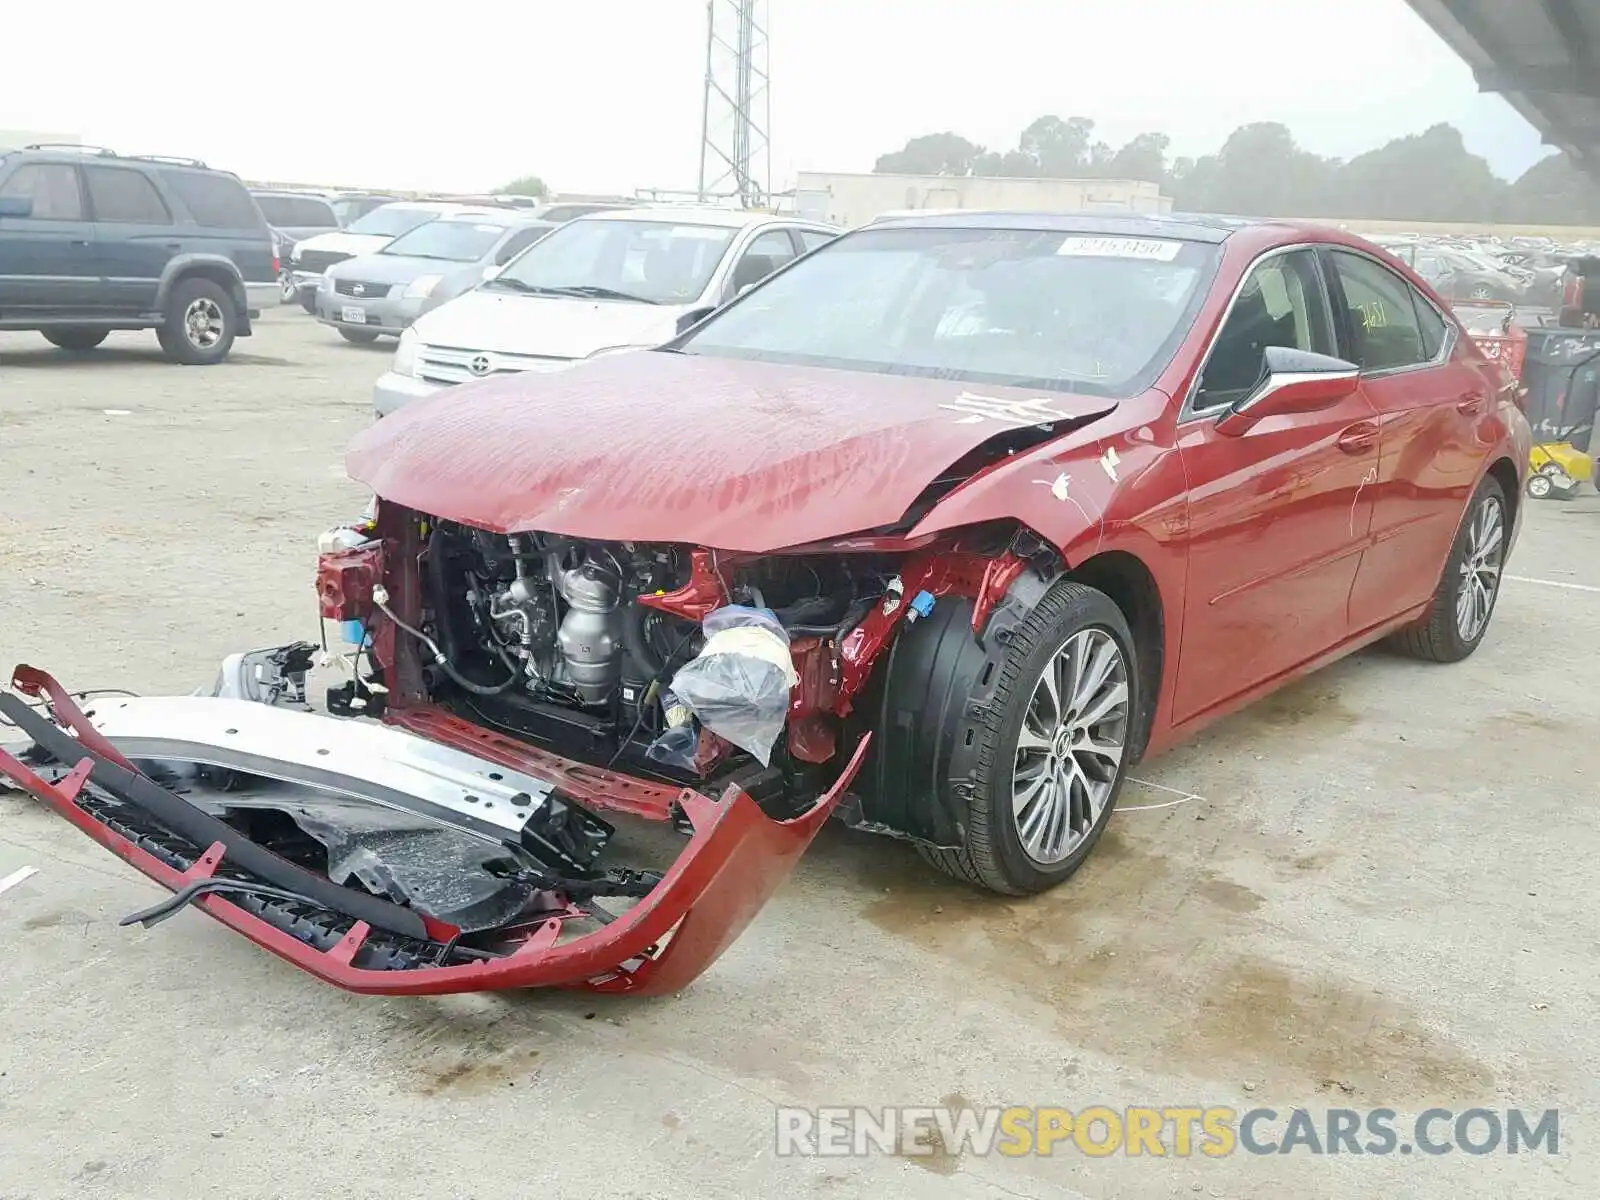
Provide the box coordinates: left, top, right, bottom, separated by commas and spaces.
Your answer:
273, 251, 281, 274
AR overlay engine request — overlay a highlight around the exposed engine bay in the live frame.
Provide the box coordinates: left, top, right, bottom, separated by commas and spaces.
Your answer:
411, 522, 895, 792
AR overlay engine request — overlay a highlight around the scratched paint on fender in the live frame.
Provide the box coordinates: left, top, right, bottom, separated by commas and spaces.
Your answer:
347, 352, 1116, 552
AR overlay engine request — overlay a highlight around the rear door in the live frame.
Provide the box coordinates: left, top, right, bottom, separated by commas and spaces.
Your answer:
0, 161, 98, 314
1173, 247, 1381, 723
1331, 249, 1495, 629
84, 164, 180, 314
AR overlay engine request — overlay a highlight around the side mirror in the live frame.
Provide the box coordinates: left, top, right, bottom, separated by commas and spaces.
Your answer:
0, 196, 32, 218
675, 306, 716, 335
1215, 346, 1361, 436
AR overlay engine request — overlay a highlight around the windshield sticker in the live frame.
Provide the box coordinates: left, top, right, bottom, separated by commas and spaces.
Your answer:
940, 392, 1075, 427
1056, 236, 1183, 262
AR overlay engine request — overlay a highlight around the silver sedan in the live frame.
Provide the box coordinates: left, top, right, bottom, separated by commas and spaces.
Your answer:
315, 213, 555, 343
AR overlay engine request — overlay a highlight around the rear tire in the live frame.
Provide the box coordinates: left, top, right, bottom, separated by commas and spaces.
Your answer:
915, 581, 1139, 896
160, 277, 236, 365
42, 327, 108, 352
1387, 475, 1507, 662
338, 328, 380, 345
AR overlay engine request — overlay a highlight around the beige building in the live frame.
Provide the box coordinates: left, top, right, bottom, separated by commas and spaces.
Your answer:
794, 170, 1173, 228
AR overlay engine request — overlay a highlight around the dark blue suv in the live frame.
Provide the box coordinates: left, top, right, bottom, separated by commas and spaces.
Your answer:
0, 145, 278, 364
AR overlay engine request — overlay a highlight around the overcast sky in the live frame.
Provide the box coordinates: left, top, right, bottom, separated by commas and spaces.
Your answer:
7, 0, 1549, 195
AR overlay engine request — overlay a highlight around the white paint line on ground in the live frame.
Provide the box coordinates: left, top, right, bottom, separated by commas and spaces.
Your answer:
1507, 575, 1600, 594
0, 865, 39, 899
1123, 778, 1206, 813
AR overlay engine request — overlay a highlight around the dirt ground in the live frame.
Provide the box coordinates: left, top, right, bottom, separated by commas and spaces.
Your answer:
2, 311, 1597, 1199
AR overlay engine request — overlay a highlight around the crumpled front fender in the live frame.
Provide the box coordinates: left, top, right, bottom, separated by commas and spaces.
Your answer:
0, 665, 869, 997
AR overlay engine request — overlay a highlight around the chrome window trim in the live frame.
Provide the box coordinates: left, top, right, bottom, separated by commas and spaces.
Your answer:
1180, 242, 1332, 423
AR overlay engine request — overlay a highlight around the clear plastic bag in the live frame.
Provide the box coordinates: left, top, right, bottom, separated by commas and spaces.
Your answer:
657, 605, 797, 767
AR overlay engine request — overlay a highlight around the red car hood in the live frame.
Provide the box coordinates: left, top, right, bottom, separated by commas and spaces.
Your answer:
347, 352, 1117, 551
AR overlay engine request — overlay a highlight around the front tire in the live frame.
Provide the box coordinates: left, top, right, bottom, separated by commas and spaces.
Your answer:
918, 581, 1138, 895
338, 328, 380, 345
159, 278, 236, 365
1388, 475, 1508, 662
42, 327, 108, 352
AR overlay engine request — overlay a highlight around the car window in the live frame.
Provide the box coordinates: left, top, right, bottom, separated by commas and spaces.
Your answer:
345, 205, 441, 237
1194, 250, 1333, 412
160, 170, 263, 229
85, 166, 171, 224
1330, 250, 1431, 373
380, 219, 510, 262
495, 224, 551, 265
332, 197, 393, 224
726, 229, 799, 296
254, 194, 338, 228
540, 204, 618, 222
678, 225, 1219, 399
489, 219, 738, 304
0, 163, 84, 220
1416, 299, 1448, 359
798, 229, 834, 253
1413, 253, 1446, 280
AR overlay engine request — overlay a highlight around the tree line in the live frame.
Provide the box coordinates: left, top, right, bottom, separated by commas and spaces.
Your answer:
872, 116, 1600, 226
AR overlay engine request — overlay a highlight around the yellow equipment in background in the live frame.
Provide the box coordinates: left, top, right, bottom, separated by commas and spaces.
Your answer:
1527, 440, 1595, 500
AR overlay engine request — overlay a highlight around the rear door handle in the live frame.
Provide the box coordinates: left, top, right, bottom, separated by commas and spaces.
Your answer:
1336, 421, 1379, 454
1456, 391, 1485, 414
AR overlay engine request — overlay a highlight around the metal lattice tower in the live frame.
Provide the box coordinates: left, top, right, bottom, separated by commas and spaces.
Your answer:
697, 0, 771, 208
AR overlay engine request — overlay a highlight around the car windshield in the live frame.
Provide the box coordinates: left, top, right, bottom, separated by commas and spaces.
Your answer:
380, 219, 509, 262
345, 206, 441, 238
676, 225, 1218, 397
487, 219, 738, 304
255, 195, 337, 228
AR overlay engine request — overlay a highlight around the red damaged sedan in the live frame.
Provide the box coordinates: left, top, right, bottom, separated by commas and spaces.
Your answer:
1, 213, 1530, 995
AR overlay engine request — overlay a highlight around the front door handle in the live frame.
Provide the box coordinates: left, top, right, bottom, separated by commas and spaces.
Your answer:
1336, 421, 1379, 454
70, 238, 91, 247
1456, 391, 1485, 414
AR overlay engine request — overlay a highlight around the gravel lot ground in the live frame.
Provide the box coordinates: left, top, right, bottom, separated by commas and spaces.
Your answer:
2, 311, 1598, 1199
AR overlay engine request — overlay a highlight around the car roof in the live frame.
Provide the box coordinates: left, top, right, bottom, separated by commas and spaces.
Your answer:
574, 206, 821, 229
426, 210, 551, 229
864, 210, 1259, 245
251, 189, 335, 202
9, 145, 238, 179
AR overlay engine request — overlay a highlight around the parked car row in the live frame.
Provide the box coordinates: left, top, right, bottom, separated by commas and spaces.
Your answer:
1365, 230, 1600, 312
370, 207, 837, 415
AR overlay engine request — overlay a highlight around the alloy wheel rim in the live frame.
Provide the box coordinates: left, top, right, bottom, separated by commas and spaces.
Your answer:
184, 297, 224, 348
1011, 628, 1130, 866
1456, 495, 1504, 642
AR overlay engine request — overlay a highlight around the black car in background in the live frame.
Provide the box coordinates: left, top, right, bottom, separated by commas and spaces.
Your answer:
0, 144, 276, 364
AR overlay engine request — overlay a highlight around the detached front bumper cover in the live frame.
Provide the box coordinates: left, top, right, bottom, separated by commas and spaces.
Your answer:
0, 665, 868, 996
